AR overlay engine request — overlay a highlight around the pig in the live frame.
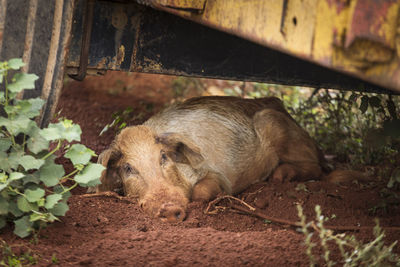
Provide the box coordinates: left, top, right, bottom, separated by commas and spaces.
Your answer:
93, 96, 328, 222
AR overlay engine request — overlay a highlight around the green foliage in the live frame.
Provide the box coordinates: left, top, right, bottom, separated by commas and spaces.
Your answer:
100, 107, 134, 136
0, 239, 38, 266
297, 205, 400, 266
0, 59, 105, 238
224, 81, 400, 167
100, 102, 154, 135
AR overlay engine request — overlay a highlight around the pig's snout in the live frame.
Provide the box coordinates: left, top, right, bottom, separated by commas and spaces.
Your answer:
141, 201, 186, 222
157, 203, 186, 222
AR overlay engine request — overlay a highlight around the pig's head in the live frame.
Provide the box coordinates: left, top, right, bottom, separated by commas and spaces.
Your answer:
97, 126, 204, 222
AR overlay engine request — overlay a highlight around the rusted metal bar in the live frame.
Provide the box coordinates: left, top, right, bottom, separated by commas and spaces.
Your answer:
69, 0, 95, 81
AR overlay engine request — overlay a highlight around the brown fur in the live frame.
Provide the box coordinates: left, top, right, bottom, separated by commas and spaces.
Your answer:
93, 96, 356, 222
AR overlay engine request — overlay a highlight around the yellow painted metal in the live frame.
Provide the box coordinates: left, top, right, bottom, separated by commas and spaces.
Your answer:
150, 0, 400, 93
153, 0, 206, 10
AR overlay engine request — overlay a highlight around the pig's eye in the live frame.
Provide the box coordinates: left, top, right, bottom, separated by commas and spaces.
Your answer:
123, 163, 138, 177
160, 150, 168, 165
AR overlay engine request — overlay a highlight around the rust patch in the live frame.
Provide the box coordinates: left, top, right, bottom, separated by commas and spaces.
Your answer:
345, 0, 399, 52
326, 0, 351, 14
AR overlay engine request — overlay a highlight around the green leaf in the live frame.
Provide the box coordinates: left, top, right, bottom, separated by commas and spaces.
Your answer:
8, 58, 25, 70
0, 172, 7, 183
7, 73, 38, 93
17, 196, 37, 212
24, 186, 45, 202
0, 196, 9, 215
9, 172, 24, 181
45, 194, 62, 209
9, 98, 45, 119
0, 151, 21, 172
39, 161, 65, 187
49, 202, 69, 216
0, 183, 8, 192
0, 139, 12, 152
53, 185, 71, 202
19, 155, 44, 171
41, 120, 82, 142
40, 125, 61, 141
23, 171, 40, 185
14, 215, 33, 238
359, 96, 369, 114
74, 163, 105, 186
9, 201, 23, 217
59, 119, 82, 142
27, 126, 49, 154
0, 216, 6, 229
0, 116, 32, 135
30, 212, 46, 222
65, 144, 95, 166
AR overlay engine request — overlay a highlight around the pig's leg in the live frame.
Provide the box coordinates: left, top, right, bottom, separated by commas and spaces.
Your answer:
271, 162, 322, 182
253, 109, 322, 182
192, 173, 225, 202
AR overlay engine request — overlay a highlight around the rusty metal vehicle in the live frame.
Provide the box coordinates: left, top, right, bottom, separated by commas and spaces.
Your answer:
1, 0, 399, 125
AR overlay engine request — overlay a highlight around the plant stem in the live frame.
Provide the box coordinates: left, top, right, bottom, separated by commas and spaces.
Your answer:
61, 169, 79, 180
61, 182, 78, 194
42, 140, 61, 160
22, 134, 26, 151
7, 186, 26, 197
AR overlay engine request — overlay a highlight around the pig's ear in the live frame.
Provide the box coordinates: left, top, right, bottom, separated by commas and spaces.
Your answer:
94, 145, 124, 194
157, 133, 204, 169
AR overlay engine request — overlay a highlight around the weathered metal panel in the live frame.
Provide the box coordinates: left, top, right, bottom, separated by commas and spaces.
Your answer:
0, 0, 75, 126
66, 0, 393, 94
143, 0, 400, 93
68, 0, 137, 72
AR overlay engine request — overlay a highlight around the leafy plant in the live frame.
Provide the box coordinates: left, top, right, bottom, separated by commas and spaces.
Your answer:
0, 59, 104, 238
100, 107, 134, 136
0, 238, 38, 266
297, 205, 400, 266
100, 102, 155, 135
225, 82, 400, 167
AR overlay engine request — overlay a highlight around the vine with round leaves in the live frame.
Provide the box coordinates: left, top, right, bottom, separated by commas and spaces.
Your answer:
0, 58, 105, 238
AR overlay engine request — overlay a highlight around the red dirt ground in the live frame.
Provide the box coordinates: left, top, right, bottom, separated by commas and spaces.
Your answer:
1, 72, 400, 266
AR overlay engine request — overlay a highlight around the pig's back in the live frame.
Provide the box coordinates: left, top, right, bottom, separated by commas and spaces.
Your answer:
144, 96, 282, 181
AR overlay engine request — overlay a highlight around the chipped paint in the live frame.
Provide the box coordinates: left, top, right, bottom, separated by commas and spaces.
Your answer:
142, 56, 163, 72
112, 44, 125, 69
313, 0, 349, 64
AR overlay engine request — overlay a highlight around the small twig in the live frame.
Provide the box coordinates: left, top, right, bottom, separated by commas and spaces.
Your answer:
81, 192, 135, 204
205, 195, 255, 214
229, 203, 400, 232
230, 203, 300, 227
